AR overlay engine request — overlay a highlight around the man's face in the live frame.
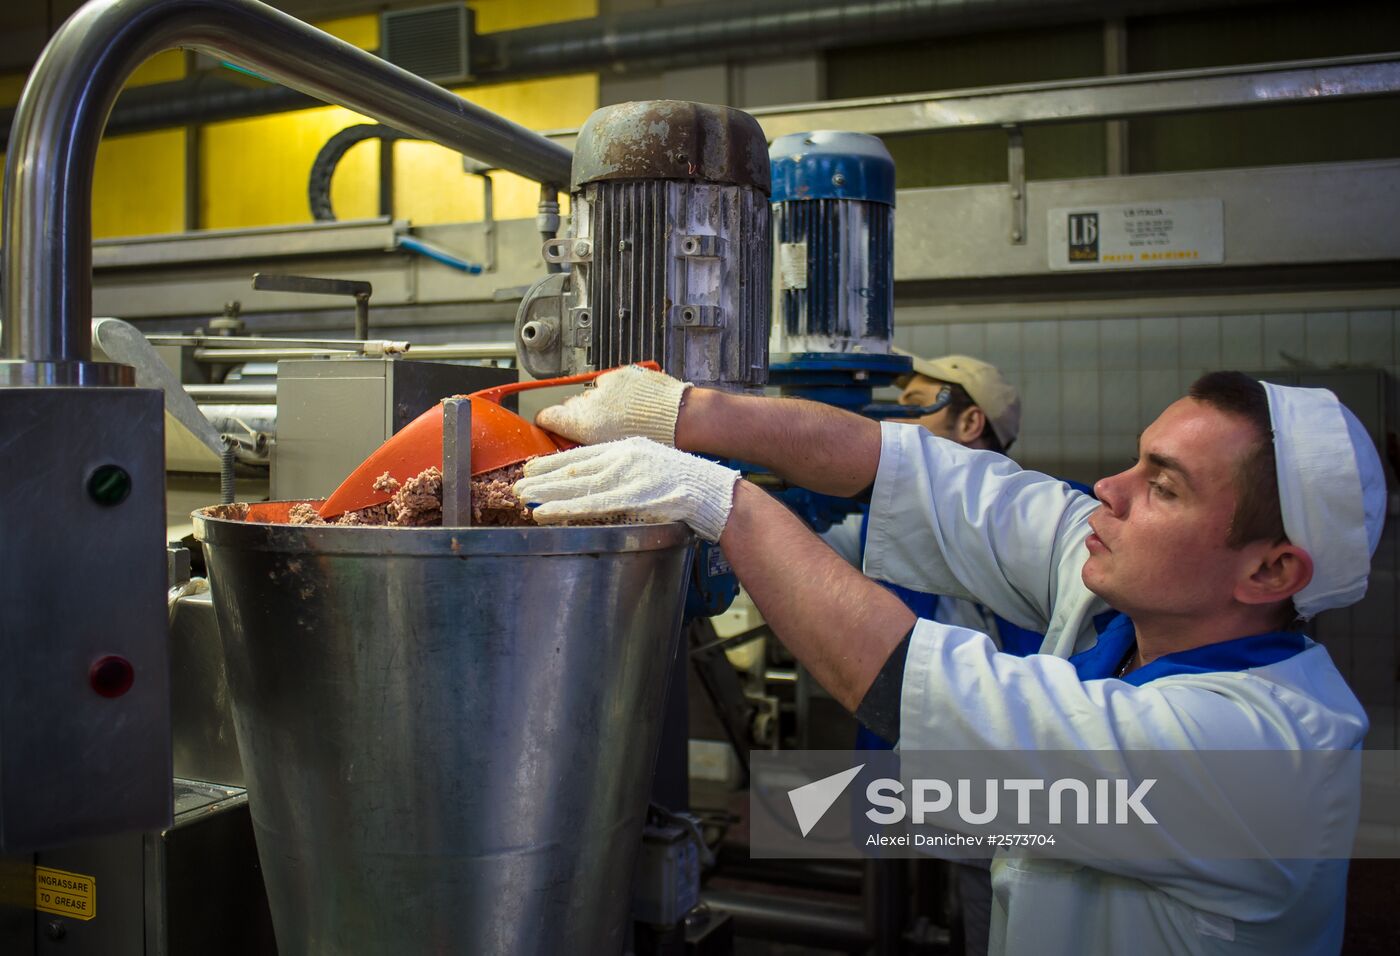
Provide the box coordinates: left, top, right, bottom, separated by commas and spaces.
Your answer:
896, 375, 961, 442
1083, 397, 1262, 618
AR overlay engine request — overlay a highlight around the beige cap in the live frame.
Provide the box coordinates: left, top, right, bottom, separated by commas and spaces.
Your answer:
895, 350, 1022, 449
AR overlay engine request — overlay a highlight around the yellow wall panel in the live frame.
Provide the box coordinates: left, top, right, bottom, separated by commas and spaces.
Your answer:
395, 73, 597, 225
128, 50, 186, 87
4, 5, 598, 234
92, 129, 186, 239
472, 0, 597, 33
0, 73, 26, 109
202, 105, 382, 229
317, 13, 379, 50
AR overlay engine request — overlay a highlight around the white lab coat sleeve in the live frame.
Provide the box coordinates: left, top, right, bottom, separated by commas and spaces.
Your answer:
819, 512, 864, 569
899, 621, 1345, 919
864, 422, 1101, 633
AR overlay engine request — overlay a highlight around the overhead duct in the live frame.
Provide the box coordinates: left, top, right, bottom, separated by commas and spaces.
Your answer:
0, 0, 1278, 151
480, 0, 1276, 78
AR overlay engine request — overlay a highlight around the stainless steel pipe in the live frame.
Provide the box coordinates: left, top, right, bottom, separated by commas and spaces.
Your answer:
1, 0, 572, 384
193, 511, 694, 954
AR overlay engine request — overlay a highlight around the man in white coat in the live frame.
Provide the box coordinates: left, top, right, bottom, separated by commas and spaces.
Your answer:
514, 367, 1384, 955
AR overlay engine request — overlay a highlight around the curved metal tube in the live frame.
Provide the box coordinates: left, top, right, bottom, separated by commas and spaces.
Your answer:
1, 0, 572, 376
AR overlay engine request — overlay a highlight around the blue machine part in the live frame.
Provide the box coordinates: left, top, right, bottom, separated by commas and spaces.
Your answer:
762, 351, 916, 532
685, 539, 740, 618
770, 132, 896, 356
770, 131, 896, 205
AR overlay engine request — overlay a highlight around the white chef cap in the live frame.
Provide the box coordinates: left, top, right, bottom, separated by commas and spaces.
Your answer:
1262, 382, 1387, 620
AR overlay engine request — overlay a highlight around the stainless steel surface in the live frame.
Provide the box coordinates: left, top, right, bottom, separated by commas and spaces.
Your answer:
95, 218, 403, 269
1006, 124, 1026, 245
33, 781, 275, 956
191, 342, 518, 363
748, 52, 1400, 141
170, 590, 244, 787
441, 397, 472, 527
193, 513, 695, 954
195, 347, 358, 362
152, 334, 407, 352
186, 383, 277, 403
252, 272, 373, 339
701, 888, 871, 949
2, 0, 571, 377
891, 159, 1400, 281
0, 388, 170, 849
0, 360, 133, 386
92, 318, 226, 467
271, 357, 513, 501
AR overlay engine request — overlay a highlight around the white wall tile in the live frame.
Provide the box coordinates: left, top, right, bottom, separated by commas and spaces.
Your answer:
1304, 312, 1349, 368
946, 323, 987, 358
1019, 370, 1061, 436
1179, 315, 1221, 375
1100, 371, 1142, 433
1021, 322, 1060, 371
1138, 369, 1180, 422
983, 323, 1023, 372
1098, 319, 1138, 371
1061, 370, 1101, 434
1058, 319, 1100, 371
1138, 317, 1178, 370
1262, 313, 1305, 367
906, 325, 947, 358
1348, 310, 1393, 368
1220, 314, 1264, 369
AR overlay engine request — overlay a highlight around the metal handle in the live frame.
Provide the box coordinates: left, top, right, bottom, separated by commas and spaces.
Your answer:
252, 272, 372, 339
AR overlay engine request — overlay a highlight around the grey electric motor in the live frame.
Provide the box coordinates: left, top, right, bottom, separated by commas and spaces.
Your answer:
515, 100, 772, 391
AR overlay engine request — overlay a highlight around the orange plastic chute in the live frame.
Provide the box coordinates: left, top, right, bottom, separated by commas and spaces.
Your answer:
317, 362, 660, 519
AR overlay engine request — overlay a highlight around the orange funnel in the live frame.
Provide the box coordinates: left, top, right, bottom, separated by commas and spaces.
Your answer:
318, 362, 659, 519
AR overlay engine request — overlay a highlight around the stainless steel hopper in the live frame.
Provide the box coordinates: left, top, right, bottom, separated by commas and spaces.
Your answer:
193, 510, 694, 954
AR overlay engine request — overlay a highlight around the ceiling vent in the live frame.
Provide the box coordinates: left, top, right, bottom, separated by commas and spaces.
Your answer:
381, 3, 473, 84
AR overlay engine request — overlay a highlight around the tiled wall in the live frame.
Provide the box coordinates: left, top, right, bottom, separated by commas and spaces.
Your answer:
893, 307, 1400, 747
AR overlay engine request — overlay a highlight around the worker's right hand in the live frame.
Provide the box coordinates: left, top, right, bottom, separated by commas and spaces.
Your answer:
535, 364, 690, 446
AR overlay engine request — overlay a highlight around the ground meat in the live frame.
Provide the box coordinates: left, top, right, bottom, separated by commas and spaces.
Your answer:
472, 463, 535, 527
287, 502, 326, 525
285, 464, 536, 527
389, 467, 443, 527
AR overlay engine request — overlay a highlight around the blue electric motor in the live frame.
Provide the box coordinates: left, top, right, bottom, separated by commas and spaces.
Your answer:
769, 130, 896, 356
766, 132, 909, 531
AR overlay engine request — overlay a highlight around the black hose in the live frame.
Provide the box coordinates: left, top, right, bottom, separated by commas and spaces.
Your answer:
308, 123, 413, 221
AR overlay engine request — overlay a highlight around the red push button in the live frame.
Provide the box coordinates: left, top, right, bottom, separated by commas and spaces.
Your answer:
89, 656, 135, 698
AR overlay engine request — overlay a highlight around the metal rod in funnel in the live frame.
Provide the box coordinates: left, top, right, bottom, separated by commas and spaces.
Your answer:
442, 398, 472, 527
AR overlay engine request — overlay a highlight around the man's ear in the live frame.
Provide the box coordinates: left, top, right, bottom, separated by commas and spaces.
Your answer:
958, 406, 987, 445
1235, 544, 1313, 607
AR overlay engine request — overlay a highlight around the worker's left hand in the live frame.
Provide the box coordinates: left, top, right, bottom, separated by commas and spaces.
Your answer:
536, 364, 690, 446
513, 437, 740, 542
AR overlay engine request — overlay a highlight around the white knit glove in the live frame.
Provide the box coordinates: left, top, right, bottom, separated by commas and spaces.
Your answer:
513, 437, 740, 542
535, 365, 691, 446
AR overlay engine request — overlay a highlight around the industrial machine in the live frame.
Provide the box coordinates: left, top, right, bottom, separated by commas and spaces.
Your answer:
514, 100, 772, 393
5, 0, 1398, 953
762, 131, 913, 532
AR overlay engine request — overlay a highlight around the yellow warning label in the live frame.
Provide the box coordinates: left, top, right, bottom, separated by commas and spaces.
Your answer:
35, 866, 95, 921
